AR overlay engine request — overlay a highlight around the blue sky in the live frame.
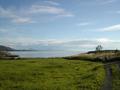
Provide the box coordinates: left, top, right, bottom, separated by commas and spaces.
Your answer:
0, 0, 120, 51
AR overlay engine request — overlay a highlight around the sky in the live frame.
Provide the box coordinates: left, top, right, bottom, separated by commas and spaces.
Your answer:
0, 0, 120, 51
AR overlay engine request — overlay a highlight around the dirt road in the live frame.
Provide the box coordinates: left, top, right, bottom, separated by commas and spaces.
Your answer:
102, 61, 120, 90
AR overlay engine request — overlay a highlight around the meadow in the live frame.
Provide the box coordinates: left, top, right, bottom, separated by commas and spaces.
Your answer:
112, 63, 120, 90
0, 58, 105, 90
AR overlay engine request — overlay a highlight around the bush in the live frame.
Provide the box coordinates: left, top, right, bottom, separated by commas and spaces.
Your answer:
0, 51, 11, 59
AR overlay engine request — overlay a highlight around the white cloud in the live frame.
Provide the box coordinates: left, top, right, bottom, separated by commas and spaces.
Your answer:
0, 2, 74, 24
96, 0, 117, 4
96, 38, 111, 43
44, 1, 60, 6
99, 24, 120, 31
0, 37, 63, 46
12, 17, 33, 24
0, 6, 32, 24
0, 28, 19, 34
116, 11, 120, 14
0, 6, 16, 18
0, 28, 8, 33
29, 5, 74, 17
77, 22, 92, 26
103, 0, 117, 4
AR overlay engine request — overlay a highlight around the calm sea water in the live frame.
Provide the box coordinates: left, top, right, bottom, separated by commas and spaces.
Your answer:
10, 50, 82, 58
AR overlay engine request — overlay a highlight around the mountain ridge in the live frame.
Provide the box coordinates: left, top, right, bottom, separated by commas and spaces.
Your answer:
0, 45, 15, 51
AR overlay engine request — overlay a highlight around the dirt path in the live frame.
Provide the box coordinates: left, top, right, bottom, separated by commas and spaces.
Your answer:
101, 64, 112, 90
101, 61, 120, 90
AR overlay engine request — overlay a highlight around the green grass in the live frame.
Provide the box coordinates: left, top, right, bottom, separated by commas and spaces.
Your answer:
0, 58, 105, 90
112, 64, 120, 90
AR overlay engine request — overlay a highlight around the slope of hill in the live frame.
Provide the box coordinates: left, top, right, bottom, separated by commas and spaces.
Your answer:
0, 45, 15, 51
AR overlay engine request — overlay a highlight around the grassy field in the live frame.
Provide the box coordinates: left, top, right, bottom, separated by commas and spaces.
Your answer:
112, 63, 120, 90
0, 58, 105, 90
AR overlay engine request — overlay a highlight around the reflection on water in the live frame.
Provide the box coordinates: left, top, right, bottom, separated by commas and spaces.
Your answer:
9, 50, 81, 58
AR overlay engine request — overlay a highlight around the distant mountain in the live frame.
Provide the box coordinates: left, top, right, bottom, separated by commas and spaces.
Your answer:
0, 45, 15, 51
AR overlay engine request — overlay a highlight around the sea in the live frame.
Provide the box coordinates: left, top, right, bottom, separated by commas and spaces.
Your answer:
9, 50, 82, 58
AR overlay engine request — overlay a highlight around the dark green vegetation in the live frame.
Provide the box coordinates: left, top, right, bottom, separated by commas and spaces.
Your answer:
0, 51, 19, 59
0, 58, 105, 90
0, 51, 11, 58
111, 63, 120, 90
64, 50, 120, 62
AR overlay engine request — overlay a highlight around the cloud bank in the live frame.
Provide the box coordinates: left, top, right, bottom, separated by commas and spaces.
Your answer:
1, 37, 120, 51
99, 24, 120, 31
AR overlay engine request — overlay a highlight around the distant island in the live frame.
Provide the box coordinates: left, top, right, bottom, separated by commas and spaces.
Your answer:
0, 45, 36, 51
0, 45, 15, 51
